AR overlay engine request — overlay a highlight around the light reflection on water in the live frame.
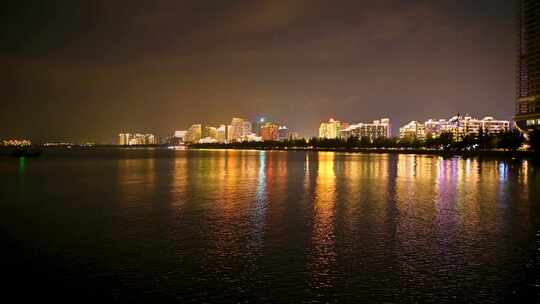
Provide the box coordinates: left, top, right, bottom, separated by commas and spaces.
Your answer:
310, 152, 337, 291
0, 149, 538, 303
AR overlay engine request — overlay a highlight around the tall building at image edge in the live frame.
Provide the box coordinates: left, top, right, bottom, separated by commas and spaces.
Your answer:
515, 0, 540, 132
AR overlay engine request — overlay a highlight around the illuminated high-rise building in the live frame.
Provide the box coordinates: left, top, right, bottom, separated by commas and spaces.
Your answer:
198, 126, 219, 144
399, 116, 509, 140
260, 122, 279, 141
256, 117, 268, 136
482, 117, 511, 135
169, 130, 187, 145
242, 121, 252, 136
118, 133, 131, 145
229, 117, 252, 142
216, 125, 227, 143
144, 134, 156, 145
205, 126, 218, 140
399, 121, 425, 139
230, 118, 244, 142
424, 119, 452, 137
118, 133, 157, 145
341, 118, 391, 140
515, 0, 540, 131
227, 124, 234, 142
447, 115, 510, 139
174, 130, 186, 140
130, 134, 146, 145
186, 124, 202, 143
278, 126, 289, 141
319, 118, 346, 139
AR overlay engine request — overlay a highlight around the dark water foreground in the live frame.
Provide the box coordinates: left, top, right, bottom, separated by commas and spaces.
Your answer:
1, 149, 540, 303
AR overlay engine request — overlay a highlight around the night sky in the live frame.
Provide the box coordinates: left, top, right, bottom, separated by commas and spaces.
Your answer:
1, 0, 514, 143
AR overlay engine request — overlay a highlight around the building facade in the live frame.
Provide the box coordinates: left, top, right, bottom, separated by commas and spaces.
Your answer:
118, 133, 130, 145
229, 118, 243, 142
289, 132, 300, 140
448, 116, 510, 138
260, 122, 279, 141
186, 124, 202, 143
168, 130, 186, 145
424, 119, 452, 137
216, 125, 227, 143
482, 117, 511, 134
144, 134, 156, 145
319, 119, 347, 139
278, 126, 289, 141
341, 118, 391, 141
255, 117, 268, 136
243, 121, 252, 138
399, 121, 425, 139
205, 126, 218, 140
399, 116, 510, 140
118, 133, 156, 145
515, 0, 540, 132
229, 118, 252, 142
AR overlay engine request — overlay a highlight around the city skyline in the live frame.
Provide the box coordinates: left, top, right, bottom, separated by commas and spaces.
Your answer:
110, 113, 510, 147
2, 0, 515, 143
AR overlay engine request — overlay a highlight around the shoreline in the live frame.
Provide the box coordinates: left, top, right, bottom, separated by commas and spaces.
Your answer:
1, 145, 537, 159
188, 146, 537, 158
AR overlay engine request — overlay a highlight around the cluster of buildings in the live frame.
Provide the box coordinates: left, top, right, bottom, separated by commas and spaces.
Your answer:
317, 115, 511, 142
319, 118, 392, 141
118, 133, 157, 146
341, 119, 391, 140
166, 117, 298, 145
118, 117, 297, 146
1, 139, 32, 147
116, 114, 515, 146
399, 116, 510, 140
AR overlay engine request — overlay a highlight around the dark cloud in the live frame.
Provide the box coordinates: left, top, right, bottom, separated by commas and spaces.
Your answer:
1, 0, 514, 142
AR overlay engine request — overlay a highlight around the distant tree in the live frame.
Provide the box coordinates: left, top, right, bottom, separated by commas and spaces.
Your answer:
497, 130, 524, 151
456, 134, 478, 151
424, 134, 437, 149
308, 137, 319, 148
529, 129, 540, 153
346, 136, 360, 148
387, 137, 399, 148
412, 138, 425, 149
477, 129, 496, 150
359, 136, 371, 148
372, 137, 393, 148
437, 132, 454, 150
294, 138, 308, 147
320, 138, 330, 148
398, 136, 413, 149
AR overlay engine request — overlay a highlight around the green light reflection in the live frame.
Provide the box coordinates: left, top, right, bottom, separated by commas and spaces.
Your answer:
18, 157, 26, 175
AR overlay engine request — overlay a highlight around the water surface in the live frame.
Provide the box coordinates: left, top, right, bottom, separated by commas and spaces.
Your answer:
1, 149, 539, 303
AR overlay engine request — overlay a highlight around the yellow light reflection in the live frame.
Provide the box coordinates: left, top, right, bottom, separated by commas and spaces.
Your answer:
310, 152, 337, 287
117, 156, 156, 205
170, 155, 188, 208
